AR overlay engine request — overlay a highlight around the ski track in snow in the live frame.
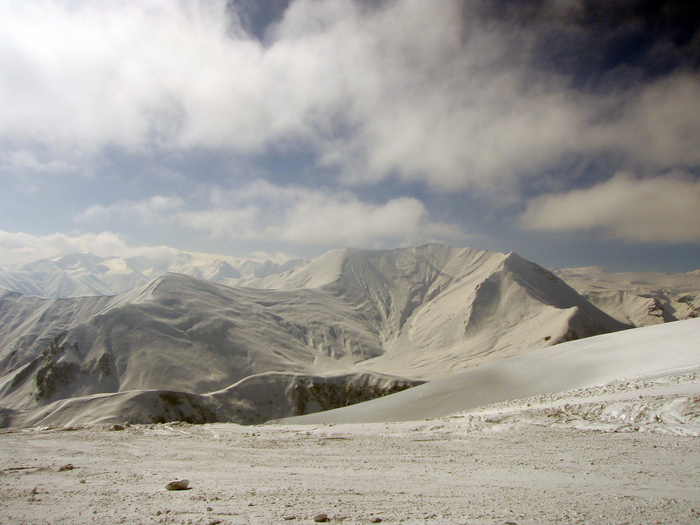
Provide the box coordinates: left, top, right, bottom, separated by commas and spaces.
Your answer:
1, 372, 700, 525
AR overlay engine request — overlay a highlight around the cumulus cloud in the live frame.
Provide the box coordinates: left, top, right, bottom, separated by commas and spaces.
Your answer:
79, 195, 186, 223
199, 181, 465, 246
520, 172, 700, 243
78, 180, 465, 247
2, 0, 699, 197
0, 230, 134, 268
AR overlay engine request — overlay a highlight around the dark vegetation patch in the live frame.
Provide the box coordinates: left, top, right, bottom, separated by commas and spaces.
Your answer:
290, 379, 414, 417
151, 391, 218, 425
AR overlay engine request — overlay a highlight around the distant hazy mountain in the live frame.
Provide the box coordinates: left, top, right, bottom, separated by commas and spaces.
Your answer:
235, 258, 311, 279
0, 251, 309, 298
554, 267, 700, 327
0, 252, 150, 298
0, 244, 628, 426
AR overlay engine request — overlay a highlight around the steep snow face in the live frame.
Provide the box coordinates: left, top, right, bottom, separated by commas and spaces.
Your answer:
251, 245, 517, 333
0, 291, 112, 376
554, 267, 700, 326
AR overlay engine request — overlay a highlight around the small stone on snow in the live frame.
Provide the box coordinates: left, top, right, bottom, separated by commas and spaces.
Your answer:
164, 479, 189, 491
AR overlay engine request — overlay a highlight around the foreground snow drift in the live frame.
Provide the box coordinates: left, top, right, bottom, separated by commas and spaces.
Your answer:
282, 318, 700, 424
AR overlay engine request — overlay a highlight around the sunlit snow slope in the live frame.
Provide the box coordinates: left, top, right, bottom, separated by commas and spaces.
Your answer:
249, 245, 627, 378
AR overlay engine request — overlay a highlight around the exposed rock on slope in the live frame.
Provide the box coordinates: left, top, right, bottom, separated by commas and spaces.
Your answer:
4, 371, 422, 428
210, 371, 421, 425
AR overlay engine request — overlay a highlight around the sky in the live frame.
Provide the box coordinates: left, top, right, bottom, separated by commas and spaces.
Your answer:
1, 0, 699, 272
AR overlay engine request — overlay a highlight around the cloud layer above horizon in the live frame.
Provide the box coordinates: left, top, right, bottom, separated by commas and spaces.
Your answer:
1, 0, 699, 270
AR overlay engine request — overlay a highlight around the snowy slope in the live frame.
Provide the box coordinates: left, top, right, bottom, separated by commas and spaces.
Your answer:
0, 273, 387, 411
235, 258, 309, 279
281, 317, 700, 424
554, 266, 700, 327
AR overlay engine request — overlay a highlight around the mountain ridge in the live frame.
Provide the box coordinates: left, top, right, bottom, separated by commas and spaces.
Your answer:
0, 244, 632, 427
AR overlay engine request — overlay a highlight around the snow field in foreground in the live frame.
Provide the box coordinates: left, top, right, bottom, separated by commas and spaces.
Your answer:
1, 370, 699, 525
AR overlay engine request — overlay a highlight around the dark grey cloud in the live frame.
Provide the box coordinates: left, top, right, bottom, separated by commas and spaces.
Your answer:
461, 0, 700, 90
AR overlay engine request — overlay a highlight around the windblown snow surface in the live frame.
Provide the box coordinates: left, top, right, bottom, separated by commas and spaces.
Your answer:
1, 319, 699, 524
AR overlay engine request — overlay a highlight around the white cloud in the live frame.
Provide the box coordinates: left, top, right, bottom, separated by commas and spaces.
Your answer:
601, 74, 700, 169
0, 149, 82, 175
79, 195, 185, 223
77, 180, 466, 248
267, 195, 430, 246
520, 172, 700, 243
186, 181, 466, 246
176, 206, 262, 240
0, 230, 133, 268
2, 0, 699, 198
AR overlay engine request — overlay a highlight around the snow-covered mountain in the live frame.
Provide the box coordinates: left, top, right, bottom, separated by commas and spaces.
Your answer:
554, 266, 700, 327
0, 251, 309, 298
0, 244, 629, 426
247, 245, 627, 378
235, 258, 310, 279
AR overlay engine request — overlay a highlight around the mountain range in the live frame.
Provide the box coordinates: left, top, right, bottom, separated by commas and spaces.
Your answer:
0, 244, 697, 427
0, 251, 309, 298
553, 266, 700, 327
